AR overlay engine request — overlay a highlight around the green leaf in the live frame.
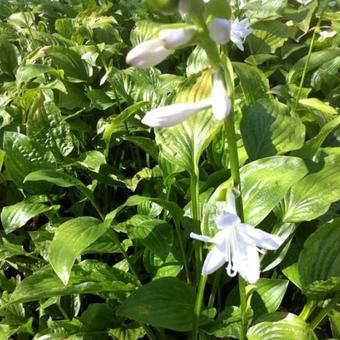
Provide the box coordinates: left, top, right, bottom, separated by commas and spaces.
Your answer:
247, 312, 317, 340
156, 71, 222, 176
3, 132, 56, 193
24, 170, 102, 219
0, 38, 17, 75
118, 277, 195, 331
288, 48, 340, 83
284, 1, 317, 33
252, 279, 289, 318
1, 201, 57, 234
10, 260, 136, 304
27, 97, 74, 158
241, 99, 305, 160
211, 156, 308, 226
283, 162, 340, 222
298, 219, 340, 299
293, 116, 340, 159
247, 20, 288, 54
44, 46, 89, 82
233, 62, 270, 105
16, 64, 53, 85
49, 217, 108, 285
126, 215, 173, 260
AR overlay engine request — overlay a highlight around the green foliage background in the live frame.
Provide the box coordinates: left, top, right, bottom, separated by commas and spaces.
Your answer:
0, 0, 339, 339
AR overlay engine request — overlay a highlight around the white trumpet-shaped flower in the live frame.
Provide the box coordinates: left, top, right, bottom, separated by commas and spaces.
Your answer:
126, 27, 195, 68
159, 27, 196, 49
212, 72, 231, 120
230, 18, 252, 51
126, 39, 173, 68
208, 18, 252, 51
141, 98, 212, 127
190, 191, 283, 284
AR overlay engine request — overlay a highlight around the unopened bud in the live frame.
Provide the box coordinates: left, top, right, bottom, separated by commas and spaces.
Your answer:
158, 27, 196, 49
126, 39, 173, 68
211, 72, 231, 120
142, 98, 212, 127
208, 18, 231, 44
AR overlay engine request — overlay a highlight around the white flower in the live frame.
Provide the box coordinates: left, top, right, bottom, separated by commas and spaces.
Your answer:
159, 27, 196, 49
208, 18, 231, 44
126, 28, 195, 68
190, 191, 283, 283
230, 18, 252, 51
208, 18, 252, 51
212, 72, 231, 120
295, 0, 312, 5
141, 98, 212, 127
126, 39, 173, 68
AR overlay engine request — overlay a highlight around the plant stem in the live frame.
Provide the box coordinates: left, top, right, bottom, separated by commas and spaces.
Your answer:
225, 113, 247, 339
191, 169, 203, 281
175, 220, 191, 283
193, 275, 208, 339
310, 292, 340, 330
299, 299, 317, 321
293, 2, 327, 112
224, 117, 244, 219
208, 271, 222, 308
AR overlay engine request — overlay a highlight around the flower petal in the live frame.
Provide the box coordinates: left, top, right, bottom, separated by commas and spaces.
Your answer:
235, 244, 260, 284
202, 246, 226, 275
208, 18, 231, 44
190, 232, 212, 243
215, 213, 240, 229
141, 98, 212, 127
126, 39, 173, 68
211, 72, 231, 120
239, 223, 284, 250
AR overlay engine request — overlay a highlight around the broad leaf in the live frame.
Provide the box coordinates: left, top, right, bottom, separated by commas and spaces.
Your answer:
298, 219, 340, 299
10, 260, 136, 304
118, 277, 195, 331
49, 217, 108, 285
156, 71, 222, 176
247, 312, 317, 340
241, 99, 305, 160
252, 279, 289, 318
283, 161, 340, 222
210, 156, 308, 226
1, 201, 58, 234
3, 132, 56, 193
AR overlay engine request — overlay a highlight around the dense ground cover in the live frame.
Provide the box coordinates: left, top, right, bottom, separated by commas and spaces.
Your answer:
0, 0, 339, 339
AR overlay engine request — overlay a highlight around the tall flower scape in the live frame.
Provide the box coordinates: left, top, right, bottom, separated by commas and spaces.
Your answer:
126, 1, 284, 338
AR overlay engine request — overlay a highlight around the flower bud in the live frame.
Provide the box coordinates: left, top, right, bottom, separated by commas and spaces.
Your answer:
126, 39, 173, 68
208, 18, 231, 44
158, 27, 196, 49
211, 72, 231, 120
142, 98, 212, 127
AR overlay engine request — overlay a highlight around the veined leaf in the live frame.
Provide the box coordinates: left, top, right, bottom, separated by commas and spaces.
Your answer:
283, 161, 340, 222
10, 260, 136, 304
247, 20, 288, 54
156, 71, 222, 176
247, 312, 317, 340
233, 62, 269, 105
210, 156, 308, 227
298, 219, 340, 299
48, 217, 109, 285
3, 132, 56, 193
118, 277, 195, 331
252, 279, 289, 318
1, 201, 58, 234
27, 97, 74, 158
241, 98, 305, 160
